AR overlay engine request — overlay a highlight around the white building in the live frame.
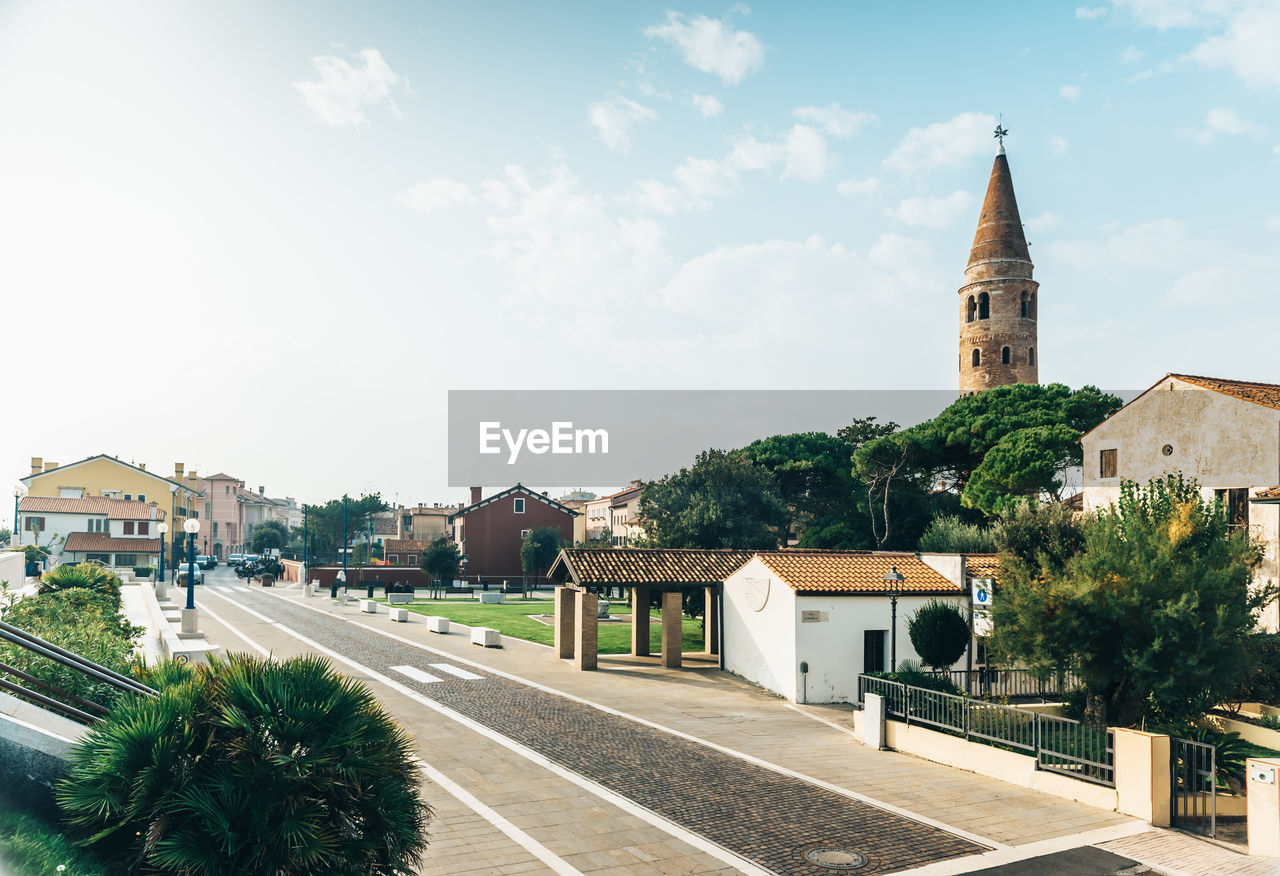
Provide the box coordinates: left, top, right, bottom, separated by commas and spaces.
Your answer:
1081, 373, 1280, 631
723, 551, 971, 704
17, 496, 164, 568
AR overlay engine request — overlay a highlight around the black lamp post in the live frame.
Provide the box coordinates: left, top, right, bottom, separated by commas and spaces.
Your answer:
183, 518, 200, 611
157, 522, 169, 583
12, 488, 19, 543
883, 564, 905, 673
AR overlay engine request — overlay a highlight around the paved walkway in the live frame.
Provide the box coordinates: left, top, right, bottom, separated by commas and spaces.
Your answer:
1098, 831, 1280, 876
183, 575, 1277, 875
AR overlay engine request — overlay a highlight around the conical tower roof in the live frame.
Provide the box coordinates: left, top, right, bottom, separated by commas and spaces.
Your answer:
967, 149, 1030, 267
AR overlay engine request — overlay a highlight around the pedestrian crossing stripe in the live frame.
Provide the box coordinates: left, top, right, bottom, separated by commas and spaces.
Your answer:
430, 663, 483, 680
391, 665, 443, 684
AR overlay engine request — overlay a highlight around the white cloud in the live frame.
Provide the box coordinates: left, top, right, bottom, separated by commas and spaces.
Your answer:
1181, 107, 1266, 144
1190, 5, 1280, 90
1112, 0, 1219, 30
1048, 217, 1204, 271
1266, 215, 1280, 232
1050, 134, 1071, 156
792, 102, 876, 138
1060, 84, 1082, 101
623, 179, 700, 214
293, 48, 407, 128
674, 156, 739, 199
1121, 45, 1146, 63
837, 177, 880, 198
1025, 212, 1061, 233
399, 179, 477, 212
587, 94, 658, 152
883, 112, 997, 176
691, 93, 725, 117
1076, 6, 1108, 19
1126, 60, 1176, 82
884, 190, 976, 229
779, 124, 833, 181
644, 11, 765, 85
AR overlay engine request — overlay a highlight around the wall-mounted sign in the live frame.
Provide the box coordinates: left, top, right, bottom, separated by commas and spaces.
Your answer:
800, 610, 828, 623
973, 610, 993, 637
972, 577, 994, 608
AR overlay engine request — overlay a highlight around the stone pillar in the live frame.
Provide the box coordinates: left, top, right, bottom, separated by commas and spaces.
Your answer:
178, 608, 204, 640
1112, 728, 1171, 826
631, 586, 650, 656
704, 586, 719, 655
554, 587, 575, 659
1247, 758, 1280, 857
661, 590, 683, 669
573, 590, 598, 671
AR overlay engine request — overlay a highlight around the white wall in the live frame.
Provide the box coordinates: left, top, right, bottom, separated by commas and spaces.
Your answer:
0, 551, 25, 589
19, 512, 101, 559
723, 558, 798, 700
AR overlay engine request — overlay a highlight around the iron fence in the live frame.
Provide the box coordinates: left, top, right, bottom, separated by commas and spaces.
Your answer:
857, 673, 1114, 787
942, 668, 1083, 700
1171, 736, 1216, 838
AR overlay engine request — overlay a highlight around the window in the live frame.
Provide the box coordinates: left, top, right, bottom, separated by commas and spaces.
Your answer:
1099, 449, 1118, 479
388, 553, 399, 563
212, 521, 218, 537
1214, 488, 1249, 530
1001, 346, 1011, 365
1028, 347, 1036, 366
137, 493, 146, 502
407, 554, 417, 565
59, 488, 84, 498
123, 521, 135, 535
115, 553, 137, 567
521, 529, 531, 539
513, 498, 525, 514
137, 522, 149, 536
225, 486, 230, 494
1029, 292, 1036, 319
1020, 291, 1029, 318
966, 295, 976, 323
205, 501, 212, 517
978, 292, 990, 320
971, 348, 981, 367
863, 630, 887, 674
24, 517, 45, 531
124, 494, 132, 501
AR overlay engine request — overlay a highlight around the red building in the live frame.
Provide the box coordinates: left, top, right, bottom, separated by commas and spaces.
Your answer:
450, 485, 578, 585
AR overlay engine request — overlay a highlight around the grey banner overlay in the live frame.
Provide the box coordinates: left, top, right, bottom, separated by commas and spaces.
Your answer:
448, 390, 965, 487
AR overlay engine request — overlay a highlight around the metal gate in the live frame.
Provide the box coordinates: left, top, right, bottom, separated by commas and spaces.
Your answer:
1171, 737, 1216, 838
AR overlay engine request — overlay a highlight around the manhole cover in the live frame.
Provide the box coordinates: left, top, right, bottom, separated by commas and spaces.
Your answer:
803, 848, 868, 870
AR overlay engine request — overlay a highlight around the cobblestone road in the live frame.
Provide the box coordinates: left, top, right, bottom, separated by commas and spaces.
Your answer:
223, 586, 988, 875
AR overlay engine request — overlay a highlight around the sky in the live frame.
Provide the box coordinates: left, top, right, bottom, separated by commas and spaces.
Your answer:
2, 0, 1278, 507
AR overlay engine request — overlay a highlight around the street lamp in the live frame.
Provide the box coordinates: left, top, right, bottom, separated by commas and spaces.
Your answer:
883, 564, 905, 673
157, 522, 169, 583
183, 518, 200, 611
12, 488, 20, 545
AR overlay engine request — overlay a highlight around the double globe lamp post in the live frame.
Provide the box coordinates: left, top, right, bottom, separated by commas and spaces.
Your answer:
179, 517, 202, 638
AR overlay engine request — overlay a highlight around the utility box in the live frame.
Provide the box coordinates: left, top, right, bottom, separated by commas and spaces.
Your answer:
1248, 758, 1280, 857
863, 692, 887, 750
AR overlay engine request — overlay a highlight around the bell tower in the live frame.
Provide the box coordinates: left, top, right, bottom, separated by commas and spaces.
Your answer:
958, 125, 1038, 394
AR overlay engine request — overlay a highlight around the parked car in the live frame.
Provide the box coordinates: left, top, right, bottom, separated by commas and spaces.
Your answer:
228, 554, 245, 566
177, 566, 204, 585
244, 554, 261, 563
195, 555, 216, 570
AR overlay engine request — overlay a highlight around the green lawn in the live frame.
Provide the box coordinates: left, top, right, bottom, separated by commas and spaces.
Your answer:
0, 808, 107, 876
384, 598, 706, 654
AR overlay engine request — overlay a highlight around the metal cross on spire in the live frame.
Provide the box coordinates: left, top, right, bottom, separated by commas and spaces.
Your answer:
994, 120, 1009, 146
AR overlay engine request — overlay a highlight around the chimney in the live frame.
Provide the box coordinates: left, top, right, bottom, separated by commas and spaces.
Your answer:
258, 486, 264, 496
30, 458, 42, 475
470, 486, 482, 505
44, 461, 58, 472
138, 463, 146, 471
174, 462, 184, 479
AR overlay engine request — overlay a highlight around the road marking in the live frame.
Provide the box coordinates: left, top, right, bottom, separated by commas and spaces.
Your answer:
391, 665, 443, 684
201, 587, 773, 876
198, 602, 271, 657
429, 663, 483, 680
414, 759, 585, 876
892, 822, 1153, 875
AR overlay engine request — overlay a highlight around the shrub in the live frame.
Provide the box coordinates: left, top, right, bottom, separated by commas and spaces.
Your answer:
892, 659, 963, 696
0, 809, 107, 876
37, 563, 122, 606
58, 653, 431, 875
906, 600, 970, 671
918, 514, 1002, 554
132, 565, 156, 579
1233, 632, 1280, 707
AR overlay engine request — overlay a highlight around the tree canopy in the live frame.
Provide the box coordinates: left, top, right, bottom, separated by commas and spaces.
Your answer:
906, 600, 970, 671
250, 519, 290, 553
300, 494, 387, 561
991, 474, 1272, 728
420, 537, 461, 588
638, 449, 787, 550
520, 527, 563, 581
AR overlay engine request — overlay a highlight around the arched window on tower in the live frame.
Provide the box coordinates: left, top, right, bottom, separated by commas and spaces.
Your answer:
972, 348, 981, 367
966, 295, 976, 323
1030, 292, 1036, 320
1001, 346, 1011, 365
978, 292, 990, 320
1020, 291, 1028, 318
1029, 347, 1036, 366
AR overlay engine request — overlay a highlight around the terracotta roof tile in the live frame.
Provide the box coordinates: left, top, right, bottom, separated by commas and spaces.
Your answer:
754, 551, 961, 595
965, 554, 1001, 582
1253, 485, 1280, 501
63, 533, 161, 553
552, 548, 753, 587
1170, 374, 1280, 412
19, 496, 165, 519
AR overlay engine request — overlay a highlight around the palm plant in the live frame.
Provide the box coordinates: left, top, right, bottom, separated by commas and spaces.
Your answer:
37, 563, 122, 605
57, 653, 431, 875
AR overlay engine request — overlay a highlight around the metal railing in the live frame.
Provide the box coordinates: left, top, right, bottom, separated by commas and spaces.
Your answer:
1172, 736, 1216, 838
857, 674, 1114, 787
941, 668, 1082, 700
0, 619, 157, 724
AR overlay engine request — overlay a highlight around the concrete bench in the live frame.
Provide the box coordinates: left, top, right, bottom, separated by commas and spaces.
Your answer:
387, 593, 415, 604
471, 627, 500, 647
426, 616, 450, 634
389, 607, 409, 623
359, 599, 377, 614
477, 592, 505, 604
335, 591, 349, 606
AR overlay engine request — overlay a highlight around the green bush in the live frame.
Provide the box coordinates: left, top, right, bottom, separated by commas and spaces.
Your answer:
892, 659, 964, 696
58, 653, 431, 875
0, 809, 107, 876
0, 589, 141, 712
918, 514, 1002, 553
1233, 632, 1280, 706
132, 565, 156, 579
906, 600, 970, 670
37, 563, 122, 606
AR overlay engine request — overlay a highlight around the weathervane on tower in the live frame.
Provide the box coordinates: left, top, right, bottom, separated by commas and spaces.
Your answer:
994, 119, 1009, 147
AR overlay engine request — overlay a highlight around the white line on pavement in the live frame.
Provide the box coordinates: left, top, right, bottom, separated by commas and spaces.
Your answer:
891, 822, 1154, 875
198, 602, 271, 657
429, 663, 483, 680
201, 587, 773, 876
414, 759, 585, 876
391, 665, 443, 684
